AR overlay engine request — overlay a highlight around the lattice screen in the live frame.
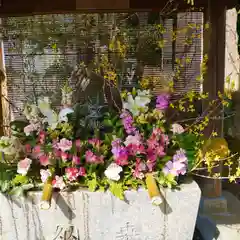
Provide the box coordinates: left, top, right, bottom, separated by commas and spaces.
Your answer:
1, 12, 203, 123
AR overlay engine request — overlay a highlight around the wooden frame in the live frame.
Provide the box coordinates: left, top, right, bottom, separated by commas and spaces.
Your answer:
0, 0, 237, 17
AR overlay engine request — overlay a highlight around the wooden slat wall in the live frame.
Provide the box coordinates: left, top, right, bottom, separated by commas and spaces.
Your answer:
1, 12, 203, 122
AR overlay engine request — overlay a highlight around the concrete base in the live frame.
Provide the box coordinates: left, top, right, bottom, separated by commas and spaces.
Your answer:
0, 180, 201, 240
197, 191, 240, 240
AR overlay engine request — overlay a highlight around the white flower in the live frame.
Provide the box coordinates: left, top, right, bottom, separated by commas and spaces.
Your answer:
104, 163, 123, 181
38, 97, 58, 129
0, 136, 22, 156
52, 176, 66, 190
59, 108, 74, 122
171, 123, 184, 134
40, 169, 52, 183
38, 97, 51, 115
17, 158, 32, 176
23, 104, 39, 122
123, 90, 151, 116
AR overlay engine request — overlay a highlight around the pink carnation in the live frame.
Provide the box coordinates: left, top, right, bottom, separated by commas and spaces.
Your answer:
39, 154, 50, 166
65, 167, 80, 181
79, 167, 86, 176
60, 151, 69, 162
85, 150, 104, 164
72, 155, 80, 165
57, 138, 72, 152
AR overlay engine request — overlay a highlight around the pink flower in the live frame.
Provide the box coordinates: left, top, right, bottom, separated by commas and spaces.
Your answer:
146, 149, 157, 171
31, 145, 44, 159
72, 155, 80, 165
17, 158, 32, 176
57, 138, 72, 152
65, 167, 80, 181
53, 149, 62, 158
155, 145, 166, 157
124, 133, 142, 147
133, 158, 146, 179
127, 143, 146, 155
85, 150, 104, 164
39, 154, 50, 166
38, 131, 46, 144
24, 123, 40, 136
111, 140, 129, 166
33, 145, 42, 153
52, 176, 66, 190
79, 167, 86, 176
40, 169, 51, 183
88, 138, 102, 149
75, 139, 81, 149
60, 151, 69, 162
25, 144, 32, 153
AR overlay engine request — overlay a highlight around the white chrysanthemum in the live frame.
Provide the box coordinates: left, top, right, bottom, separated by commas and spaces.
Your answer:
104, 163, 123, 181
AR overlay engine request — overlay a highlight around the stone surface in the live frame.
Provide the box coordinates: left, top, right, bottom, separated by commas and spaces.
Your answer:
197, 191, 240, 240
0, 180, 200, 240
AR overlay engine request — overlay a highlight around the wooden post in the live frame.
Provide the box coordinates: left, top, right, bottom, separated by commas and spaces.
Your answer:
201, 0, 226, 198
0, 18, 5, 136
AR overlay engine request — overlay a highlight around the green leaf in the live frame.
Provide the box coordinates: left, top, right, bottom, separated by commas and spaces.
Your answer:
0, 181, 11, 192
22, 183, 34, 191
87, 173, 98, 192
12, 175, 29, 185
104, 134, 112, 145
109, 182, 124, 200
9, 186, 24, 197
115, 120, 123, 127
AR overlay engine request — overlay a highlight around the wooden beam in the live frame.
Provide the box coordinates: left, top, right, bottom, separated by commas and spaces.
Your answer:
201, 0, 226, 198
0, 0, 237, 17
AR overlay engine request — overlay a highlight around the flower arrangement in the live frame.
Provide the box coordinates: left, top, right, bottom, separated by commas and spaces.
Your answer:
0, 77, 236, 210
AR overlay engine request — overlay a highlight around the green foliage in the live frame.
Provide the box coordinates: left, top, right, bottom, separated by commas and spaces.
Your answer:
157, 173, 177, 189
109, 182, 124, 200
174, 133, 200, 170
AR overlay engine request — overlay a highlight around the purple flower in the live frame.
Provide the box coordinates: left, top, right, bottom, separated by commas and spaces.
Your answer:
163, 149, 188, 177
120, 110, 136, 134
111, 139, 129, 166
163, 160, 187, 176
156, 94, 170, 110
173, 149, 188, 164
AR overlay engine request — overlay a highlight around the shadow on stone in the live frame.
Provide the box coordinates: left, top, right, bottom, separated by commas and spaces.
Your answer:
53, 193, 76, 220
159, 193, 173, 215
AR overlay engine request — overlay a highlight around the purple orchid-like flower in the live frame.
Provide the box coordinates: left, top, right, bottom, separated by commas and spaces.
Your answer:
156, 93, 170, 110
163, 149, 188, 177
120, 110, 136, 134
